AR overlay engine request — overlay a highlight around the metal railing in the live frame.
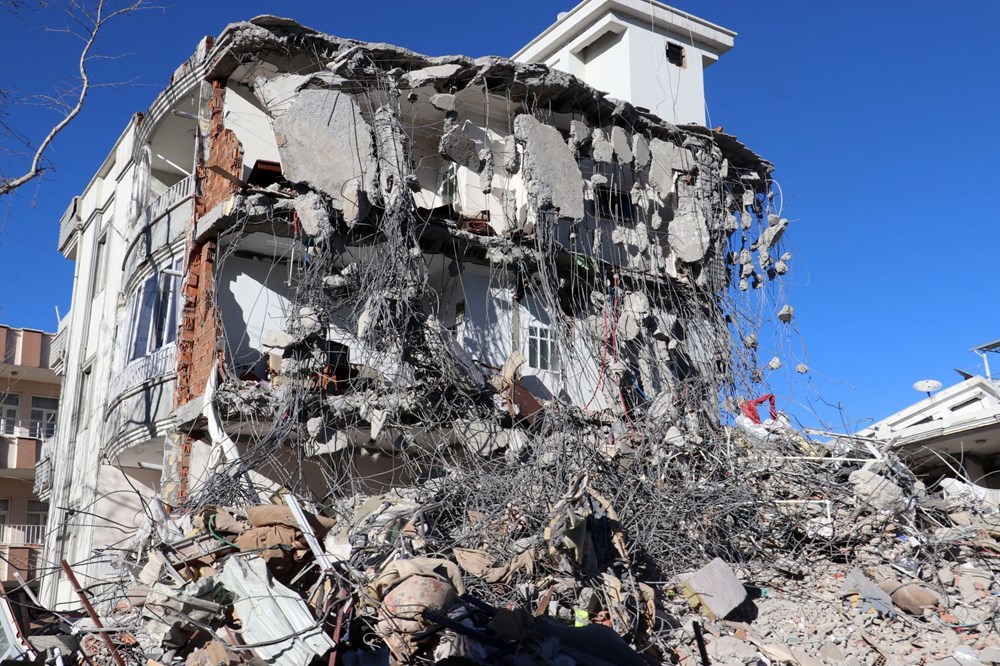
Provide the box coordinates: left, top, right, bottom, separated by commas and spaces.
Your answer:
34, 455, 52, 498
0, 419, 57, 440
50, 325, 68, 375
0, 524, 45, 546
129, 175, 194, 242
107, 342, 177, 405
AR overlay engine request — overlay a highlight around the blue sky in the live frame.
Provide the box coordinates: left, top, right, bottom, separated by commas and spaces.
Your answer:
1, 1, 997, 431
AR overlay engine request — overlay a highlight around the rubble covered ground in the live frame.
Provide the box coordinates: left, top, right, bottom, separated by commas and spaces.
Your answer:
12, 16, 1000, 666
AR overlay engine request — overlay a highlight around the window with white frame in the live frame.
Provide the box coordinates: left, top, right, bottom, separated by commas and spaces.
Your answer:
0, 394, 18, 436
527, 325, 559, 371
29, 397, 58, 439
26, 501, 47, 526
127, 257, 182, 362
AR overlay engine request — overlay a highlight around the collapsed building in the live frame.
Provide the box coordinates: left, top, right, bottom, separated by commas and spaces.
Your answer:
23, 4, 999, 666
42, 3, 779, 604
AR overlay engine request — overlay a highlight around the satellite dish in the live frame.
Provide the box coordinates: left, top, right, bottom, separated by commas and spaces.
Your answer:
913, 379, 942, 396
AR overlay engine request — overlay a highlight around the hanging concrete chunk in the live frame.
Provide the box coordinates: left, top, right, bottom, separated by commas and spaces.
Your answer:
429, 93, 456, 112
761, 213, 789, 249
479, 148, 494, 193
439, 117, 481, 172
611, 126, 633, 164
272, 89, 374, 213
633, 133, 650, 170
569, 119, 590, 151
648, 138, 694, 197
592, 127, 614, 163
293, 191, 332, 238
501, 135, 520, 174
514, 114, 583, 220
668, 182, 710, 262
777, 304, 794, 323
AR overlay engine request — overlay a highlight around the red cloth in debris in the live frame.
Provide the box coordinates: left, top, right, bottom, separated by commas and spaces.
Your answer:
740, 394, 777, 425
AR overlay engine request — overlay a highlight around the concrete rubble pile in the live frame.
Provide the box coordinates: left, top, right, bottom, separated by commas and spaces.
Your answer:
9, 421, 999, 666
17, 16, 999, 666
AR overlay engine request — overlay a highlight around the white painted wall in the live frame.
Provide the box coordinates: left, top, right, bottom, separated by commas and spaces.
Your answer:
224, 85, 282, 179
217, 255, 293, 379
513, 1, 735, 126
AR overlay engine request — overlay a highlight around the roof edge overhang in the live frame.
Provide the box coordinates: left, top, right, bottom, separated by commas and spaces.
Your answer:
512, 0, 736, 64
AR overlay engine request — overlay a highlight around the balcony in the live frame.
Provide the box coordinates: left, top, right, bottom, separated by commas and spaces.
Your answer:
50, 319, 68, 376
0, 546, 42, 583
107, 342, 177, 405
128, 175, 194, 250
33, 456, 51, 500
0, 524, 44, 547
0, 430, 46, 477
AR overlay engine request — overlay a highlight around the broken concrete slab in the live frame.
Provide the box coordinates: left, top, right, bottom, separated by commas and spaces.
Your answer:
668, 183, 711, 263
403, 63, 463, 88
648, 138, 695, 197
429, 93, 456, 112
514, 114, 583, 220
680, 558, 748, 621
611, 126, 633, 164
569, 119, 590, 152
272, 88, 375, 213
633, 133, 650, 170
849, 469, 906, 511
292, 191, 332, 238
439, 117, 481, 172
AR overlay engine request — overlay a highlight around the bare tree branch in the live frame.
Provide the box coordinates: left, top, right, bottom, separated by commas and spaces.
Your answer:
0, 0, 149, 198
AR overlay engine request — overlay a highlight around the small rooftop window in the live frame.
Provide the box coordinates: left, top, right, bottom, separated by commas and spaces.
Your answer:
666, 42, 686, 68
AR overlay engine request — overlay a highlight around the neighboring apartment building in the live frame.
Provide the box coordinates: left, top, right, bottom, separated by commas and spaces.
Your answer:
0, 325, 58, 589
40, 1, 782, 608
853, 340, 1000, 504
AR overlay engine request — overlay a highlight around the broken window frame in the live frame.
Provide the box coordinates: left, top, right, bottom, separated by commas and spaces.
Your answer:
593, 183, 634, 222
527, 324, 559, 371
0, 394, 18, 437
127, 256, 183, 362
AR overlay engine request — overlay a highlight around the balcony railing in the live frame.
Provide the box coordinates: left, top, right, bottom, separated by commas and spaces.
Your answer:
34, 456, 51, 499
107, 342, 177, 406
50, 324, 68, 375
0, 420, 57, 441
0, 524, 45, 546
129, 175, 194, 244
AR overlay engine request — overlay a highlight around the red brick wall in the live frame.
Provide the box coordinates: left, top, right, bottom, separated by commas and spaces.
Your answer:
176, 240, 219, 406
196, 80, 243, 217
176, 79, 242, 407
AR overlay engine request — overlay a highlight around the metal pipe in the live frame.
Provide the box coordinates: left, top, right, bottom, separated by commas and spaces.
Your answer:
60, 560, 126, 666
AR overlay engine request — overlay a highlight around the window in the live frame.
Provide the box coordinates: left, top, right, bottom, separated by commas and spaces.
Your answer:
528, 325, 559, 371
594, 185, 633, 221
92, 230, 109, 298
0, 394, 18, 436
666, 41, 686, 68
128, 257, 182, 362
26, 501, 47, 527
0, 499, 8, 526
77, 366, 92, 429
448, 301, 465, 338
29, 397, 58, 439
